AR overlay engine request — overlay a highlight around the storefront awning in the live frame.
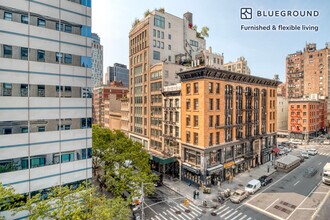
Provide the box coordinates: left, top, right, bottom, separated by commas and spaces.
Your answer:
151, 155, 177, 165
272, 147, 281, 153
182, 163, 200, 174
234, 158, 245, 165
207, 164, 223, 175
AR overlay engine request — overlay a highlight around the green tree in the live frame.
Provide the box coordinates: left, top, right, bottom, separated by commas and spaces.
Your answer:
15, 185, 130, 220
144, 9, 151, 18
200, 26, 209, 38
131, 18, 140, 28
0, 183, 23, 220
92, 127, 158, 199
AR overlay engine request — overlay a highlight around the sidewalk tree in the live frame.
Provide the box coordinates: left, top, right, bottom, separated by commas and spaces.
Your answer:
0, 183, 23, 219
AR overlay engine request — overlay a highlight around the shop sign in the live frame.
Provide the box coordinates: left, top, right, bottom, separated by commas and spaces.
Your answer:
224, 161, 235, 169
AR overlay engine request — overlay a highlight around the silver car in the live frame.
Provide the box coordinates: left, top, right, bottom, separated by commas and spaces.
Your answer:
230, 189, 248, 203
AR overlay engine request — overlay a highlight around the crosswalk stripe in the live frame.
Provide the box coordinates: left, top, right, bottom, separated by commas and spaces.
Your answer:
214, 205, 227, 213
239, 214, 247, 220
170, 218, 174, 220
247, 217, 252, 220
177, 204, 196, 218
225, 210, 238, 219
190, 203, 203, 212
155, 215, 162, 220
188, 204, 202, 214
179, 204, 198, 217
167, 210, 182, 220
216, 206, 230, 214
231, 212, 242, 220
220, 209, 233, 218
158, 213, 167, 220
163, 212, 167, 215
151, 217, 155, 220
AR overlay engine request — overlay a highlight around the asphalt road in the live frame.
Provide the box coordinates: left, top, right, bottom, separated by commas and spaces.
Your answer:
141, 149, 330, 220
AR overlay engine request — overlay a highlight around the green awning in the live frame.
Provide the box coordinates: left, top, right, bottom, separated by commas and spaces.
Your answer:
152, 155, 177, 165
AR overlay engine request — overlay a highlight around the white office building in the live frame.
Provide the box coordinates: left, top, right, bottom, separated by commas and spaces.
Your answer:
91, 33, 103, 87
0, 0, 92, 203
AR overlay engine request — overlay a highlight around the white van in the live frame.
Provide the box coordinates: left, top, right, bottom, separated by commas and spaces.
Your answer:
245, 179, 261, 194
301, 151, 309, 158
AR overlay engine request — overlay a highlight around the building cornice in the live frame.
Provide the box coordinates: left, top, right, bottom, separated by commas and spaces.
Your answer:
177, 67, 281, 87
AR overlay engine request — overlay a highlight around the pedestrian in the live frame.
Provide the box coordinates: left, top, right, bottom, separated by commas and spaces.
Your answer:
193, 190, 196, 200
189, 180, 192, 186
196, 190, 199, 199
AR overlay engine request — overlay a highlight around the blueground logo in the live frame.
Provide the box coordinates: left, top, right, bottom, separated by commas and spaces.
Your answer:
241, 8, 252, 19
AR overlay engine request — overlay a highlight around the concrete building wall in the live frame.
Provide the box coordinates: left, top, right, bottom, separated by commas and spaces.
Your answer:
277, 95, 288, 131
0, 0, 92, 199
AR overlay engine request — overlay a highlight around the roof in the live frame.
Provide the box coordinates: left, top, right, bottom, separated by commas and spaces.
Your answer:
247, 179, 260, 185
276, 155, 300, 165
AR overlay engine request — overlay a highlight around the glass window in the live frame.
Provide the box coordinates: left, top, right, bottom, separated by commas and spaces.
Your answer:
81, 56, 92, 68
168, 44, 171, 50
21, 127, 28, 133
3, 128, 12, 135
21, 47, 28, 60
161, 31, 164, 39
168, 22, 171, 28
37, 18, 46, 27
168, 34, 171, 40
37, 50, 45, 62
209, 98, 213, 110
161, 42, 164, 49
56, 52, 62, 62
194, 83, 198, 93
157, 30, 160, 38
65, 86, 72, 92
153, 51, 160, 60
193, 133, 198, 145
3, 45, 12, 58
61, 152, 75, 163
194, 99, 199, 110
21, 15, 29, 24
3, 83, 12, 96
20, 84, 28, 97
30, 156, 46, 168
4, 12, 12, 21
209, 82, 213, 93
153, 40, 156, 47
154, 15, 165, 29
38, 126, 45, 132
37, 85, 45, 97
153, 29, 156, 37
65, 25, 72, 33
193, 115, 198, 127
56, 23, 63, 31
64, 54, 72, 64
186, 84, 191, 94
215, 83, 220, 93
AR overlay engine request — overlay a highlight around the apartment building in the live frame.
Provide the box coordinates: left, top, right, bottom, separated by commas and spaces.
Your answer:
91, 33, 103, 87
277, 83, 288, 134
104, 94, 125, 130
178, 66, 279, 186
0, 0, 92, 201
129, 10, 205, 156
92, 81, 128, 127
120, 97, 129, 135
224, 56, 251, 75
286, 43, 330, 123
288, 95, 327, 141
195, 47, 224, 69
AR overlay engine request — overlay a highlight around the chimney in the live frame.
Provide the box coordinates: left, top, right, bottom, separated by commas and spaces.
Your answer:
183, 12, 193, 29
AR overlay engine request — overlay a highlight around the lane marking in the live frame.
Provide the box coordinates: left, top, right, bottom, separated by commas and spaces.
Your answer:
297, 208, 317, 210
266, 198, 279, 210
190, 203, 202, 211
311, 183, 330, 220
237, 167, 297, 210
318, 162, 322, 165
231, 212, 242, 220
238, 214, 247, 220
220, 208, 233, 218
245, 203, 285, 220
224, 210, 238, 220
214, 205, 227, 213
167, 210, 182, 220
247, 217, 252, 220
294, 181, 300, 186
155, 215, 162, 220
216, 206, 230, 214
286, 181, 321, 220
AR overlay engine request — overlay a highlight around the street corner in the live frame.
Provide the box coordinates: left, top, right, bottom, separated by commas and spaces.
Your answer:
287, 209, 315, 220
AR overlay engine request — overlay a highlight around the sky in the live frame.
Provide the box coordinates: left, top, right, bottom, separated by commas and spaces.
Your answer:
92, 0, 330, 81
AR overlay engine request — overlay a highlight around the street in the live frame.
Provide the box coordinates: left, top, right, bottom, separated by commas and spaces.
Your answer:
141, 145, 330, 220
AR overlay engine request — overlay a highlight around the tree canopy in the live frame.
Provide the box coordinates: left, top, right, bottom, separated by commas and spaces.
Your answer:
93, 125, 158, 199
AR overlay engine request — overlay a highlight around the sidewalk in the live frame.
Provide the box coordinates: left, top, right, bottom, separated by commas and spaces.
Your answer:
163, 161, 276, 207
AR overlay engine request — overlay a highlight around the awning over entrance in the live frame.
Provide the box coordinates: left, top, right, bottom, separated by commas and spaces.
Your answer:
207, 164, 223, 175
234, 158, 245, 165
151, 155, 177, 165
182, 162, 200, 174
272, 147, 281, 153
224, 161, 235, 169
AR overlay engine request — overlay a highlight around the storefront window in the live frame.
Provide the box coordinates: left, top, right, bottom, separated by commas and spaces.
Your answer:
225, 146, 233, 160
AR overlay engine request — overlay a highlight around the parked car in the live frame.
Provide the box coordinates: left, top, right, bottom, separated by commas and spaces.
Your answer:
230, 189, 248, 203
298, 155, 305, 162
307, 149, 318, 156
283, 147, 292, 153
301, 151, 309, 159
279, 150, 286, 155
258, 175, 273, 186
245, 179, 261, 194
